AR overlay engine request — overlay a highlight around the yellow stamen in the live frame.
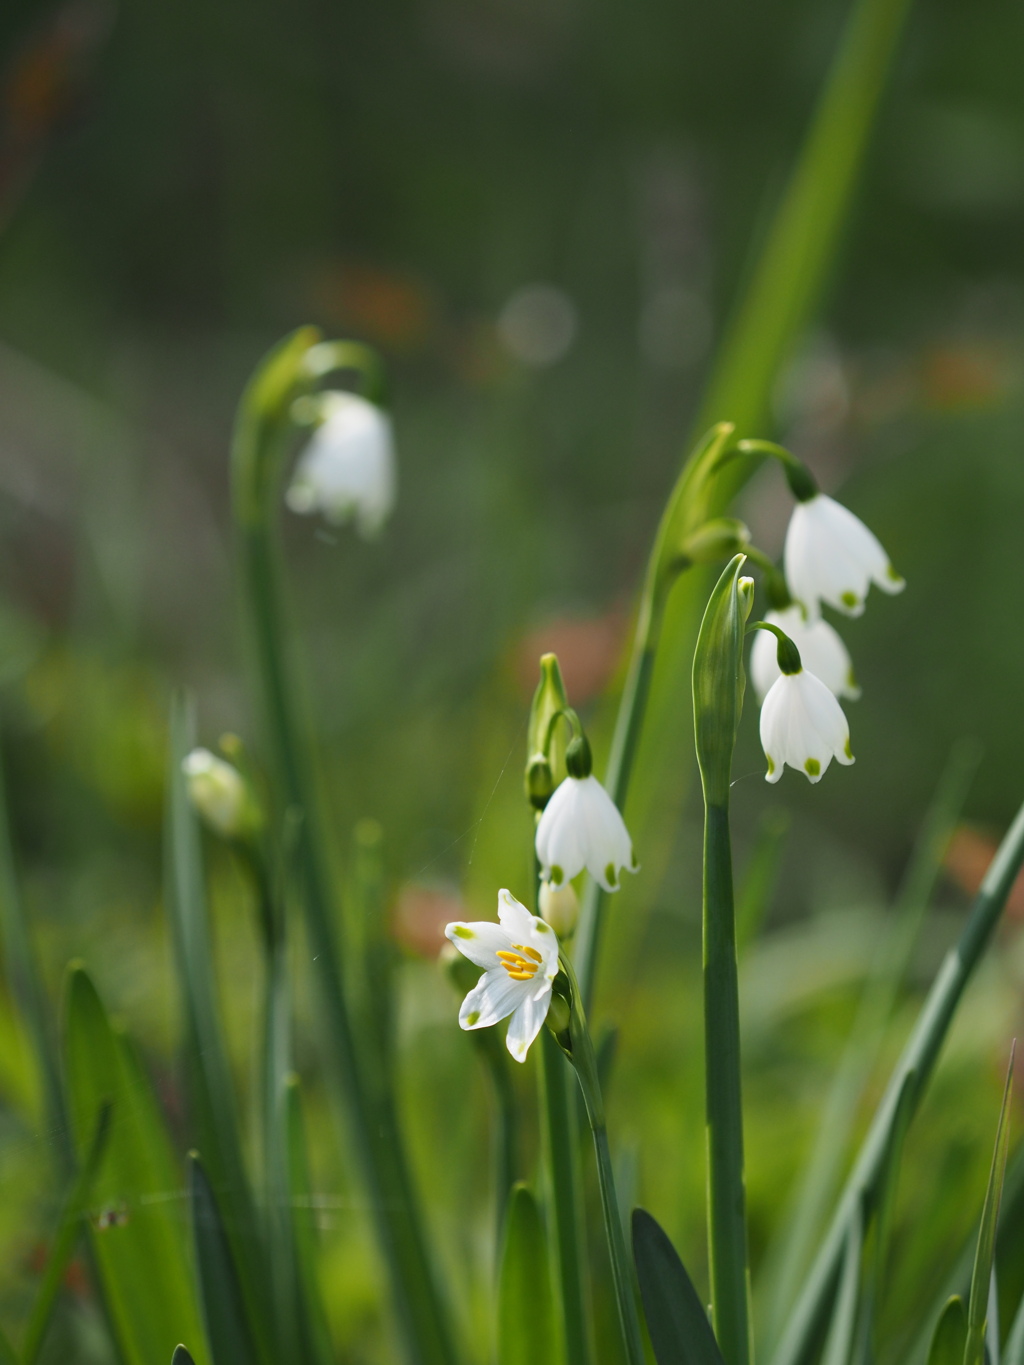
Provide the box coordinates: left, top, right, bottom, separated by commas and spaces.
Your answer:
496, 943, 543, 979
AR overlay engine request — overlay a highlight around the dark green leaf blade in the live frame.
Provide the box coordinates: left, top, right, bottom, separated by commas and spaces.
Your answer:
1005, 1290, 1024, 1365
965, 1048, 1015, 1365
632, 1207, 726, 1365
172, 1349, 198, 1365
190, 1153, 260, 1365
927, 1297, 967, 1365
285, 1078, 336, 1365
62, 965, 208, 1365
498, 1184, 555, 1365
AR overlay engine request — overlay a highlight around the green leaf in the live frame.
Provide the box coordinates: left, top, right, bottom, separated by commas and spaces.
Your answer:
965, 1048, 1015, 1365
735, 808, 789, 953
62, 965, 208, 1365
632, 1207, 725, 1365
21, 1100, 113, 1365
172, 1350, 198, 1365
928, 1298, 968, 1365
166, 696, 273, 1353
858, 1069, 916, 1359
190, 1153, 260, 1365
285, 1078, 336, 1365
820, 1206, 863, 1365
498, 1185, 555, 1365
692, 554, 753, 807
1005, 1291, 1024, 1365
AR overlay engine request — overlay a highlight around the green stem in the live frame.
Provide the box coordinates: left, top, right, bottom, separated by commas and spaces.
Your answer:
535, 856, 592, 1365
233, 331, 456, 1365
770, 794, 1024, 1365
703, 801, 751, 1365
563, 965, 645, 1365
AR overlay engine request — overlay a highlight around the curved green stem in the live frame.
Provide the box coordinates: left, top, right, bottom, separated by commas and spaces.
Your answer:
232, 329, 456, 1365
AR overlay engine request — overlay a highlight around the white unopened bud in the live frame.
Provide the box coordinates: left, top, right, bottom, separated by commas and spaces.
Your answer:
538, 880, 579, 937
181, 748, 259, 840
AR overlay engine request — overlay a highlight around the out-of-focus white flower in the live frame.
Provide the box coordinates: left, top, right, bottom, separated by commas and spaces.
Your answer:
445, 889, 560, 1062
538, 880, 579, 937
535, 774, 637, 893
759, 668, 854, 785
750, 605, 859, 703
182, 748, 258, 839
783, 493, 904, 618
286, 391, 396, 537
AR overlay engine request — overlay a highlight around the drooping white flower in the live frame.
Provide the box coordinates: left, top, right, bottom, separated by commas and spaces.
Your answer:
750, 605, 860, 703
285, 391, 396, 537
182, 748, 253, 838
535, 774, 637, 893
759, 668, 854, 784
445, 889, 561, 1062
783, 493, 904, 618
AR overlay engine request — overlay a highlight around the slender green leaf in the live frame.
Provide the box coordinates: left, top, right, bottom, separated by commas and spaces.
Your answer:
771, 798, 1024, 1365
498, 1185, 555, 1365
62, 965, 208, 1365
632, 1207, 725, 1365
761, 744, 978, 1353
1005, 1291, 1024, 1365
285, 1078, 335, 1365
172, 1345, 198, 1365
21, 1100, 113, 1365
928, 1298, 968, 1365
857, 1070, 916, 1360
821, 1207, 863, 1365
166, 696, 273, 1353
190, 1153, 259, 1365
965, 1049, 1015, 1365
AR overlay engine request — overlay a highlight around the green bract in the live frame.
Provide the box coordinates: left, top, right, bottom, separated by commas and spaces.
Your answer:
692, 554, 754, 808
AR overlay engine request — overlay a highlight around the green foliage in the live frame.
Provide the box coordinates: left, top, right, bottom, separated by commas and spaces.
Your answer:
497, 1185, 555, 1365
632, 1208, 726, 1365
189, 1154, 264, 1365
62, 967, 208, 1365
964, 1052, 1014, 1365
926, 1298, 967, 1365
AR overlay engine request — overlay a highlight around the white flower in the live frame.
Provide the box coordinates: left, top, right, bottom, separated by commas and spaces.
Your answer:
535, 774, 637, 893
750, 605, 860, 703
759, 668, 854, 784
182, 748, 251, 837
783, 493, 904, 618
445, 890, 561, 1062
285, 392, 396, 537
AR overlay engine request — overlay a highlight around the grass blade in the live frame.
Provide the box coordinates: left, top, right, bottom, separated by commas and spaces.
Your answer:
62, 965, 208, 1365
965, 1047, 1015, 1365
166, 696, 273, 1353
821, 1206, 863, 1365
21, 1100, 113, 1364
632, 1207, 725, 1365
284, 1078, 335, 1365
498, 1185, 555, 1365
189, 1153, 261, 1365
770, 799, 1024, 1365
1005, 1293, 1024, 1365
928, 1298, 968, 1365
172, 1349, 197, 1365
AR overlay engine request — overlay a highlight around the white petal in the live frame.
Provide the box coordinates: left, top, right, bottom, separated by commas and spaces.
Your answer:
759, 676, 789, 782
505, 985, 552, 1062
459, 969, 528, 1030
496, 889, 536, 938
578, 776, 634, 891
795, 670, 852, 761
535, 780, 587, 885
750, 623, 781, 703
445, 919, 514, 971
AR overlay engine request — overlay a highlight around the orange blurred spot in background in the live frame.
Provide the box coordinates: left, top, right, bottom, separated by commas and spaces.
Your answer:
944, 824, 1024, 920
391, 882, 467, 958
516, 606, 628, 706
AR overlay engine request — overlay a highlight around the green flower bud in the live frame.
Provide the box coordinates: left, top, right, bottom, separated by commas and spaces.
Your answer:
674, 517, 751, 570
526, 753, 555, 810
565, 734, 592, 780
526, 652, 569, 795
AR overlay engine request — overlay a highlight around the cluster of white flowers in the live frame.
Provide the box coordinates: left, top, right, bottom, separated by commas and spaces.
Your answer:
753, 489, 903, 784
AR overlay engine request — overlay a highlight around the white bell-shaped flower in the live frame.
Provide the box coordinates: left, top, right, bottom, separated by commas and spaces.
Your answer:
286, 391, 396, 537
445, 889, 561, 1062
750, 605, 860, 703
182, 748, 251, 838
535, 773, 637, 893
783, 492, 904, 618
759, 666, 854, 784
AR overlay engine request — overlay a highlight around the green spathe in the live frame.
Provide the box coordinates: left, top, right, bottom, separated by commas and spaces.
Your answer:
693, 555, 754, 808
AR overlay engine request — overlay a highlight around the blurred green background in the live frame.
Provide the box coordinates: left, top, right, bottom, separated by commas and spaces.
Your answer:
0, 0, 1023, 1360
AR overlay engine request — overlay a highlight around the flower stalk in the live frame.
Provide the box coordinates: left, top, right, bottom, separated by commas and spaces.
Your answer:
232, 329, 455, 1365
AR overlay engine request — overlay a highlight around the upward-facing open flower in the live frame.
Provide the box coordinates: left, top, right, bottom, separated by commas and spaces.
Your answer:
535, 769, 637, 893
784, 493, 904, 618
286, 391, 396, 536
445, 889, 560, 1062
750, 605, 859, 703
759, 666, 854, 784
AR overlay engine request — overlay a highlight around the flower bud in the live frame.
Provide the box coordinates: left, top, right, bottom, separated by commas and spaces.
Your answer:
525, 753, 554, 810
675, 517, 751, 569
525, 653, 569, 796
538, 880, 579, 937
181, 748, 263, 841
